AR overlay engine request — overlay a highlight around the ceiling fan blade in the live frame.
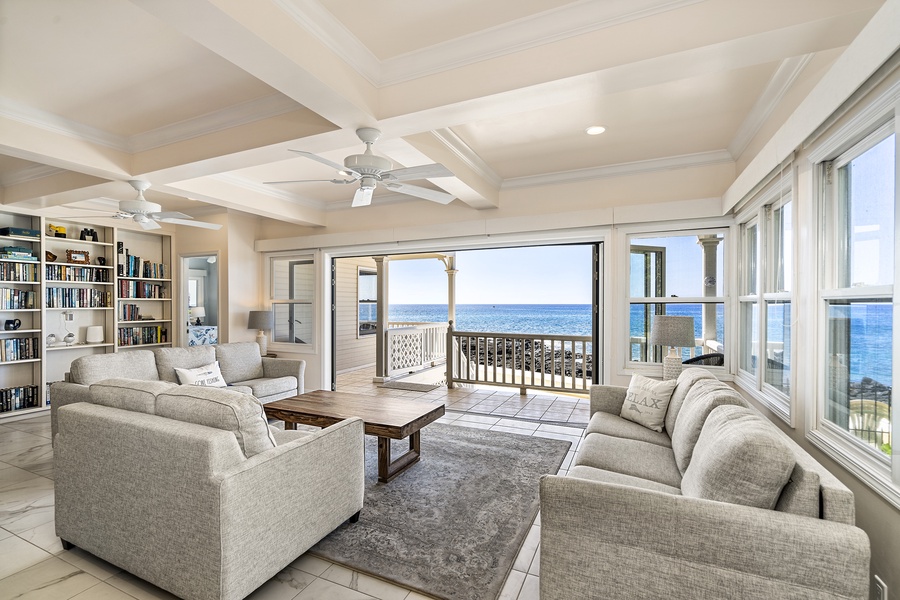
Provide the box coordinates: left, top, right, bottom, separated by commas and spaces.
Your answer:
149, 211, 191, 220
139, 219, 162, 230
384, 182, 456, 204
288, 150, 354, 174
158, 217, 223, 230
351, 187, 374, 208
264, 178, 357, 185
382, 163, 453, 181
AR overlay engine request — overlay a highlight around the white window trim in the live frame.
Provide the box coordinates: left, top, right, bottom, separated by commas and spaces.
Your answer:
357, 266, 377, 339
264, 251, 319, 355
621, 224, 731, 379
806, 98, 900, 509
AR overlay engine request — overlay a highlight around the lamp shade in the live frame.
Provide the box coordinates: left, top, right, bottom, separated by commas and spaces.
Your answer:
248, 310, 274, 331
649, 315, 695, 348
190, 306, 206, 319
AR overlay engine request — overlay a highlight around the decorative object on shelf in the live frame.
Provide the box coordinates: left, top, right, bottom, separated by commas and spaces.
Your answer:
85, 325, 104, 344
4, 318, 21, 330
46, 333, 57, 347
63, 332, 76, 346
649, 315, 696, 380
47, 223, 67, 238
79, 228, 99, 242
45, 250, 57, 262
191, 306, 206, 326
248, 310, 274, 356
66, 249, 90, 264
0, 227, 40, 238
0, 246, 36, 261
96, 257, 106, 266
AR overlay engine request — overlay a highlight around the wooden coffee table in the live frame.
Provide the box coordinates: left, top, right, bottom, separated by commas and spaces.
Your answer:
264, 390, 445, 482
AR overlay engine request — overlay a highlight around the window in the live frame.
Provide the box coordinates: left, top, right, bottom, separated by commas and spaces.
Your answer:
737, 166, 793, 421
358, 268, 377, 336
628, 231, 727, 370
821, 126, 895, 460
269, 255, 315, 347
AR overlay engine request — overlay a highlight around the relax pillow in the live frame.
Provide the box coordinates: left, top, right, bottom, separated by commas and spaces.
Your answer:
175, 361, 228, 387
682, 405, 795, 509
619, 374, 677, 432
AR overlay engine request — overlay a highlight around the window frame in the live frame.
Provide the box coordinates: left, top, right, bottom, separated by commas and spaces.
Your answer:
734, 166, 795, 425
265, 252, 318, 353
807, 108, 900, 508
357, 266, 377, 338
623, 225, 730, 378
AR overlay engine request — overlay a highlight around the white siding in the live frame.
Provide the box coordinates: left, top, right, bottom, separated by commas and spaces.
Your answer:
335, 257, 376, 373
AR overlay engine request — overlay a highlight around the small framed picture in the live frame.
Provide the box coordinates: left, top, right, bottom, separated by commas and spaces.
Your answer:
66, 249, 90, 264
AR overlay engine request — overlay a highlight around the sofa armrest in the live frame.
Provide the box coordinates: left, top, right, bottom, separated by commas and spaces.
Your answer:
589, 384, 627, 416
262, 357, 306, 394
49, 381, 92, 442
539, 475, 870, 600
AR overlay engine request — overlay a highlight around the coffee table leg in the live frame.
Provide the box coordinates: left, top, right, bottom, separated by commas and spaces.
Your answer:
377, 431, 421, 483
285, 421, 296, 430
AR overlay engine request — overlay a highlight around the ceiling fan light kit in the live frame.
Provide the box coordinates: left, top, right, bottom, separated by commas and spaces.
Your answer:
266, 128, 456, 207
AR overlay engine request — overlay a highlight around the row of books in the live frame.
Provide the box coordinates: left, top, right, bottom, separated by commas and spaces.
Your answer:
1, 287, 36, 309
1, 262, 38, 282
0, 385, 41, 413
118, 280, 166, 299
46, 264, 111, 283
0, 246, 37, 262
117, 242, 167, 279
0, 337, 39, 362
46, 287, 112, 308
120, 303, 142, 321
117, 326, 168, 346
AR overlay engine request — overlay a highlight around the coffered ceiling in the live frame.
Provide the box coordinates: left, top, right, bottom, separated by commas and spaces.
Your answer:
0, 0, 887, 227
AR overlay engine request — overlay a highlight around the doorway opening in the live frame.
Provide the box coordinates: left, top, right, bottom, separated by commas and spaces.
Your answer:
181, 253, 219, 346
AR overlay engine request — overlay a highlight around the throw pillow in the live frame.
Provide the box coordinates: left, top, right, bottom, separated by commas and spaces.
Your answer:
174, 361, 228, 388
619, 374, 677, 432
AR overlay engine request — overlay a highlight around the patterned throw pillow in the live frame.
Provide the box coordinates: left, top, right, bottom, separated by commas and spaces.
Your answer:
619, 374, 677, 432
174, 361, 228, 387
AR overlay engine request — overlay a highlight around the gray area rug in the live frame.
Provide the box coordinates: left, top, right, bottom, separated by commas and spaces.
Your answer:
310, 422, 571, 600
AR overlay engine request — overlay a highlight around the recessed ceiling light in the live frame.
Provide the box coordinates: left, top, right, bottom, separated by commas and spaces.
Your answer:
585, 126, 606, 135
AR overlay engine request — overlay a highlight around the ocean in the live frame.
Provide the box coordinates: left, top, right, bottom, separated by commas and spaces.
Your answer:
387, 303, 892, 386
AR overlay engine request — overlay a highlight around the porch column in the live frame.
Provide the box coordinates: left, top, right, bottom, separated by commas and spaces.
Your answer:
697, 236, 721, 349
373, 256, 389, 383
445, 255, 457, 325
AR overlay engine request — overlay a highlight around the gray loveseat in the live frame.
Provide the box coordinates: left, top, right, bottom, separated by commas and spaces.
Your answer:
50, 342, 304, 439
540, 368, 871, 600
55, 380, 364, 600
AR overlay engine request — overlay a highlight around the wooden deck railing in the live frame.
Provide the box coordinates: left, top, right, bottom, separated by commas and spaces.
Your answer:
446, 321, 593, 394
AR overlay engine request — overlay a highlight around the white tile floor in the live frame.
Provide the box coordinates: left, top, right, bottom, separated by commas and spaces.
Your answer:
0, 371, 583, 600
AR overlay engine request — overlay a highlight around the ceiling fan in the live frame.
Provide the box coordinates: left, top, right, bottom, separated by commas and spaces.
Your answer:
265, 128, 456, 207
66, 180, 222, 230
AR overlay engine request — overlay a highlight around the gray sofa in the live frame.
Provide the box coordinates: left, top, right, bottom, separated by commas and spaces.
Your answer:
540, 368, 871, 600
50, 342, 305, 439
55, 380, 364, 600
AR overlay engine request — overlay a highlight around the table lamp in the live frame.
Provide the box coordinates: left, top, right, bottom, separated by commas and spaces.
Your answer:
248, 310, 274, 356
649, 315, 696, 380
191, 306, 206, 326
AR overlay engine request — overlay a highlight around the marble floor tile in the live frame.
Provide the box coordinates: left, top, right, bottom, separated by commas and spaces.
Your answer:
246, 565, 317, 600
450, 421, 492, 430
536, 424, 585, 436
496, 419, 540, 431
5, 421, 52, 439
0, 440, 54, 473
517, 574, 540, 600
71, 581, 141, 600
289, 554, 333, 577
17, 518, 63, 554
0, 535, 54, 580
489, 425, 533, 436
0, 556, 99, 600
528, 545, 541, 575
105, 571, 180, 600
58, 547, 122, 581
404, 593, 437, 600
0, 465, 51, 494
321, 564, 410, 600
0, 490, 55, 534
498, 568, 526, 600
0, 527, 12, 541
295, 577, 377, 600
511, 525, 540, 573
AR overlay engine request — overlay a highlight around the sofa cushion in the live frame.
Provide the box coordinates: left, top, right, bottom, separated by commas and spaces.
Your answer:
619, 374, 676, 432
70, 350, 159, 385
231, 376, 297, 400
174, 361, 227, 388
216, 342, 265, 383
681, 405, 796, 509
89, 379, 177, 414
155, 386, 276, 457
268, 426, 313, 445
153, 346, 216, 383
665, 367, 716, 435
567, 465, 682, 495
586, 412, 672, 448
574, 433, 682, 488
670, 379, 748, 473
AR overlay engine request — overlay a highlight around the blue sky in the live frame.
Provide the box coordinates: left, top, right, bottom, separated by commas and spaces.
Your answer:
388, 245, 593, 304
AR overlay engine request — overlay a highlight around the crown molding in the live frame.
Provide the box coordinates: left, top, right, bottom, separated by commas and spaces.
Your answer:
502, 150, 734, 190
728, 54, 815, 161
276, 0, 704, 86
0, 96, 128, 151
213, 173, 328, 210
128, 94, 302, 153
0, 164, 66, 187
431, 129, 502, 188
